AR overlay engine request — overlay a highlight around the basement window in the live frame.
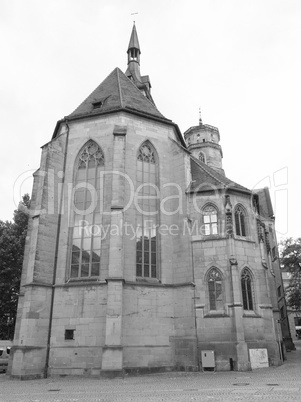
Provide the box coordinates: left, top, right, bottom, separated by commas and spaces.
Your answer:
65, 329, 75, 340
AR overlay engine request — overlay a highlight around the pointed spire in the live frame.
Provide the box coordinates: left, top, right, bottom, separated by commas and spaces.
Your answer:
128, 23, 140, 52
127, 23, 141, 65
199, 107, 202, 125
125, 24, 155, 105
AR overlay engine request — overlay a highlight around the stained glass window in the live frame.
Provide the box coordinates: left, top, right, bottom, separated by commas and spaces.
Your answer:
241, 268, 254, 310
136, 142, 158, 278
203, 205, 218, 235
235, 205, 246, 237
208, 268, 223, 310
70, 141, 104, 279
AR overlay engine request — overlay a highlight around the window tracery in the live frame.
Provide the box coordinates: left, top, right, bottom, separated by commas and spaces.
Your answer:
234, 205, 246, 237
208, 268, 223, 311
137, 143, 155, 163
78, 141, 104, 168
202, 205, 218, 235
241, 268, 254, 310
70, 141, 104, 279
136, 142, 158, 279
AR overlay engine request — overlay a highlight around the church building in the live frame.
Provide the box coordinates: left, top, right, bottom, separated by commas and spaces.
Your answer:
10, 25, 291, 378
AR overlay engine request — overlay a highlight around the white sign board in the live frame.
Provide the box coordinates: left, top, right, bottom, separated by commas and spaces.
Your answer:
249, 348, 269, 369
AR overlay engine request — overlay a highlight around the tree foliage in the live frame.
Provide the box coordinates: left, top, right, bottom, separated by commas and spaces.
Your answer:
0, 195, 30, 339
280, 237, 301, 313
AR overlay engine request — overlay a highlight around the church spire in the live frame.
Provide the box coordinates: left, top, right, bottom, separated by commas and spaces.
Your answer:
127, 23, 140, 65
125, 24, 155, 105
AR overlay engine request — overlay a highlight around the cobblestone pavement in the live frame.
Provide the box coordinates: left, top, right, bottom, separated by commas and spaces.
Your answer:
1, 341, 301, 402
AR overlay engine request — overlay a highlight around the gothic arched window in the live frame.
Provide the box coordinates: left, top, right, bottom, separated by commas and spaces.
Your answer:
208, 268, 223, 310
70, 141, 105, 279
235, 205, 247, 237
199, 151, 206, 163
202, 205, 218, 235
136, 142, 158, 279
241, 268, 254, 310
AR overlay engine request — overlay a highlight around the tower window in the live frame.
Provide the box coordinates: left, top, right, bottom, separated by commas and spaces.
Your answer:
241, 268, 254, 311
202, 205, 218, 235
198, 151, 206, 164
130, 48, 138, 60
136, 142, 159, 279
70, 141, 104, 279
235, 205, 247, 237
208, 268, 223, 311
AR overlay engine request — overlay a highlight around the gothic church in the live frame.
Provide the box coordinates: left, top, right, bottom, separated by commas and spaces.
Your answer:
10, 25, 290, 378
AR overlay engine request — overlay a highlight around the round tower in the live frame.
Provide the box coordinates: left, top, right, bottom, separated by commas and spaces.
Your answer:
184, 112, 224, 175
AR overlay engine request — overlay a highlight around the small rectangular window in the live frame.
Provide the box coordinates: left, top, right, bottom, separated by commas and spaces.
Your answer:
92, 101, 103, 109
65, 329, 75, 340
294, 317, 301, 326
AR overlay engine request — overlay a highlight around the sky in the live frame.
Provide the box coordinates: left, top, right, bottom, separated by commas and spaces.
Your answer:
1, 0, 300, 241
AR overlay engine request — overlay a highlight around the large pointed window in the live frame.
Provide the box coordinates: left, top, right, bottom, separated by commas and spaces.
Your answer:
241, 268, 254, 310
70, 141, 104, 279
202, 205, 218, 235
235, 205, 247, 237
136, 142, 158, 279
208, 268, 223, 310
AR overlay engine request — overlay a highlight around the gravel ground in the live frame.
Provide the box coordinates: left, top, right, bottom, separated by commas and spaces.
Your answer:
1, 341, 300, 402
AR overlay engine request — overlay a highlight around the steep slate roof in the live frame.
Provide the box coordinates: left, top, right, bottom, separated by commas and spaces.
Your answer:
190, 156, 251, 194
253, 188, 274, 218
67, 67, 168, 122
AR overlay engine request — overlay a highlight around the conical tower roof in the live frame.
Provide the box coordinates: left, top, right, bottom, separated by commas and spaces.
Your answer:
127, 24, 140, 52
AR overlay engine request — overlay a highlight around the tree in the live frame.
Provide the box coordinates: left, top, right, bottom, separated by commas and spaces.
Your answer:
0, 195, 30, 339
280, 237, 301, 313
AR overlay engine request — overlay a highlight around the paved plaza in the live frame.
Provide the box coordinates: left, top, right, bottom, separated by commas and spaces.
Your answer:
1, 341, 301, 402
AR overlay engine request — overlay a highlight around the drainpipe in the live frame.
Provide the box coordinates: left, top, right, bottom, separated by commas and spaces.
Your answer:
186, 182, 200, 371
190, 233, 200, 370
44, 119, 70, 378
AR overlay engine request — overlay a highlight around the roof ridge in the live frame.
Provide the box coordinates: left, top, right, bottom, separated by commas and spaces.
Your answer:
116, 68, 124, 108
191, 155, 251, 193
190, 155, 226, 187
117, 67, 166, 118
68, 69, 118, 117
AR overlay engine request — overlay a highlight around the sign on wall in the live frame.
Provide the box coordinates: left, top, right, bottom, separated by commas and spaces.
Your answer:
249, 348, 269, 369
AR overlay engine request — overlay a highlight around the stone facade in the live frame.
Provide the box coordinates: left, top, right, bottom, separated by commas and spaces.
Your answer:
9, 25, 291, 379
